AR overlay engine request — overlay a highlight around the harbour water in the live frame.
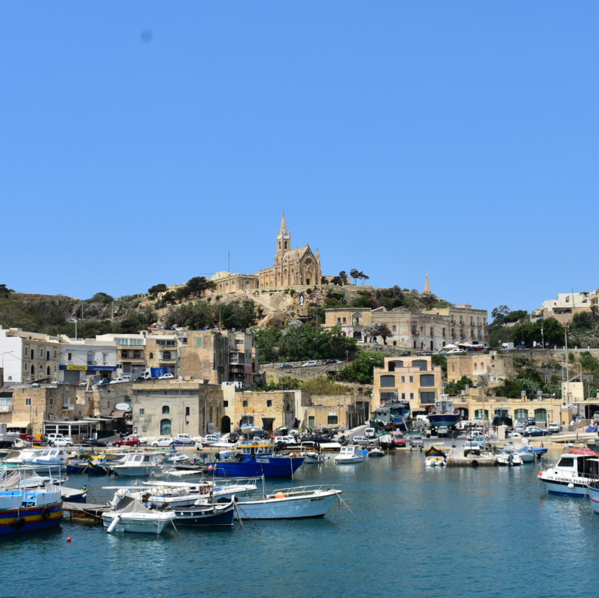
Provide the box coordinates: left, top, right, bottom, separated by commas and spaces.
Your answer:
3, 449, 598, 598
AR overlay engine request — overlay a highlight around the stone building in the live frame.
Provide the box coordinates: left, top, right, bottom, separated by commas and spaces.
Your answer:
373, 355, 443, 416
428, 305, 488, 345
532, 290, 599, 325
145, 334, 179, 376
302, 393, 374, 430
205, 213, 324, 295
0, 327, 60, 384
58, 337, 118, 383
131, 380, 223, 438
231, 390, 299, 432
447, 352, 513, 386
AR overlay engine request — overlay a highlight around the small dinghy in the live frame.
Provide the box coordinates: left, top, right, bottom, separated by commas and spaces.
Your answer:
368, 448, 385, 458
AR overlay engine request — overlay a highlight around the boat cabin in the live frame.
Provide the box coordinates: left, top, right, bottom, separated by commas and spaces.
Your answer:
555, 452, 599, 478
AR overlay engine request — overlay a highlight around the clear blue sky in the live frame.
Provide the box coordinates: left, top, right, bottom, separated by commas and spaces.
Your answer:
2, 2, 598, 315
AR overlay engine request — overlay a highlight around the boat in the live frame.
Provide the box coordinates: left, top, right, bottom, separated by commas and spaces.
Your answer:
230, 484, 342, 520
586, 481, 599, 514
0, 423, 20, 449
514, 445, 535, 463
370, 397, 411, 431
497, 452, 523, 466
425, 445, 447, 466
209, 444, 304, 478
0, 470, 63, 535
87, 456, 110, 476
334, 446, 363, 464
106, 478, 258, 509
538, 449, 599, 496
173, 499, 236, 527
111, 453, 163, 477
368, 448, 385, 457
427, 397, 461, 430
102, 494, 176, 534
300, 442, 325, 464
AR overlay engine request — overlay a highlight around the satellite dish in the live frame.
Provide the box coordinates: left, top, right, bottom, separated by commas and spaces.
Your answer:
115, 403, 132, 412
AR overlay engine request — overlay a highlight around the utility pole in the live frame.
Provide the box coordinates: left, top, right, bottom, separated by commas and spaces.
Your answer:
228, 251, 231, 273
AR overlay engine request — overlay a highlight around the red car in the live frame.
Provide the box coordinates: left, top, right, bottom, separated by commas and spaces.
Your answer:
391, 431, 407, 448
113, 435, 141, 447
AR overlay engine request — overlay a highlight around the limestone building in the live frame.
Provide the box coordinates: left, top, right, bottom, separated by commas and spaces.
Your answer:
206, 214, 323, 295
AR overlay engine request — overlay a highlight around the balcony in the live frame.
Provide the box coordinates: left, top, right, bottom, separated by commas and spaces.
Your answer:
0, 405, 13, 413
62, 404, 75, 411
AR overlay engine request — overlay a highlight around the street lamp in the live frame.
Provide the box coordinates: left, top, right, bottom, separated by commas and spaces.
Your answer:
68, 317, 78, 340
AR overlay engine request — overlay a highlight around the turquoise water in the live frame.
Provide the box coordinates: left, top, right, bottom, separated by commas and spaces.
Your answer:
3, 451, 598, 598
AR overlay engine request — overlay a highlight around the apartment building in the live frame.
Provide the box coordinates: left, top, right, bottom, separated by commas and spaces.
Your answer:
428, 305, 488, 345
373, 355, 443, 415
58, 337, 118, 383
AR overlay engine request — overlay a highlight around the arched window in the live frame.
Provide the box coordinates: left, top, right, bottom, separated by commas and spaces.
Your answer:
160, 419, 172, 435
163, 351, 171, 360
474, 363, 478, 370
31, 365, 35, 375
149, 352, 154, 359
46, 366, 50, 376
162, 405, 170, 415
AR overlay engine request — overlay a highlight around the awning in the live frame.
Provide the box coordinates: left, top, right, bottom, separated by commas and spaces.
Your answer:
111, 410, 127, 419
7, 421, 30, 429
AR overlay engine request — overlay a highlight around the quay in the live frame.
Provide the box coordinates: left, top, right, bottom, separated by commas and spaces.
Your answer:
63, 501, 110, 525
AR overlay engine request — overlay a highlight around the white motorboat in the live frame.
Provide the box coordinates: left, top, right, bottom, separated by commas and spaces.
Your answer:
0, 423, 20, 448
231, 484, 342, 520
538, 449, 599, 496
111, 453, 163, 477
497, 452, 523, 466
515, 445, 536, 463
106, 478, 258, 509
102, 495, 176, 534
334, 446, 363, 464
31, 448, 69, 467
425, 456, 446, 467
300, 442, 325, 464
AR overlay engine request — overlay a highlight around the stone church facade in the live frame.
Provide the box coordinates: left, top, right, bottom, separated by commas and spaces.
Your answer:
207, 214, 323, 295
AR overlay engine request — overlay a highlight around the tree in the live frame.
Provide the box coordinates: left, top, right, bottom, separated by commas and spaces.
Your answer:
349, 269, 360, 285
375, 286, 405, 310
362, 323, 392, 344
340, 351, 384, 384
89, 292, 114, 304
491, 305, 510, 324
186, 276, 216, 297
445, 376, 473, 396
331, 271, 349, 286
148, 284, 168, 295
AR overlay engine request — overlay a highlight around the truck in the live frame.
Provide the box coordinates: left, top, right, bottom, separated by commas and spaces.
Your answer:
135, 367, 169, 381
501, 342, 515, 351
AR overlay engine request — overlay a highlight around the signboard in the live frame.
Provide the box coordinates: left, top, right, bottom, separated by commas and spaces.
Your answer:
60, 365, 117, 371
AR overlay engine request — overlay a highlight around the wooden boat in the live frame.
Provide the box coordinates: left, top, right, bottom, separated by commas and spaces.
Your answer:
173, 499, 236, 527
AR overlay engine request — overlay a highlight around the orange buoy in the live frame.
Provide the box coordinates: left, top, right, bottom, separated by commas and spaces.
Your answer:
275, 492, 286, 499
208, 465, 214, 471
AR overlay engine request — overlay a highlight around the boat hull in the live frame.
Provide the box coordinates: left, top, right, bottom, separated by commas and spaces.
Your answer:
212, 457, 304, 478
539, 477, 589, 496
234, 491, 340, 520
174, 503, 235, 526
428, 414, 461, 428
0, 502, 62, 536
113, 466, 162, 477
588, 486, 599, 513
101, 513, 175, 534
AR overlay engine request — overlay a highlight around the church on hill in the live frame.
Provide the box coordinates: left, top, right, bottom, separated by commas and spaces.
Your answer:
207, 214, 323, 295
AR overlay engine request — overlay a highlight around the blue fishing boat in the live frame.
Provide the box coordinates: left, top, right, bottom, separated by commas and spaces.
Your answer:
370, 397, 411, 431
210, 445, 304, 478
0, 473, 62, 535
427, 397, 461, 429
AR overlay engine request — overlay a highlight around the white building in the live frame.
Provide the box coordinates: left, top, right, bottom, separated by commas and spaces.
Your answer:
58, 336, 118, 383
0, 327, 60, 385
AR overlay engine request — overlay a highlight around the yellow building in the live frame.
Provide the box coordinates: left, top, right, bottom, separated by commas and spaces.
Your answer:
373, 355, 443, 415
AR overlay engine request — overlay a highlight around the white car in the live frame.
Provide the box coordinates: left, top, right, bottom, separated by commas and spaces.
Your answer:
301, 361, 318, 367
159, 373, 175, 380
151, 437, 175, 447
275, 435, 298, 445
109, 377, 128, 384
46, 433, 73, 447
548, 422, 562, 433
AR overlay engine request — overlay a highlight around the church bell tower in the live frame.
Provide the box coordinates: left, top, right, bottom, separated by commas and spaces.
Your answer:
277, 212, 291, 255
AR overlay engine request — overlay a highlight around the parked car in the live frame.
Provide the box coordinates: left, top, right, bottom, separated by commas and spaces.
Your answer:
464, 441, 482, 455
323, 359, 340, 365
275, 435, 298, 446
46, 433, 73, 447
437, 427, 449, 437
81, 438, 107, 447
173, 433, 197, 445
159, 373, 175, 380
96, 378, 112, 386
527, 417, 536, 426
506, 431, 522, 439
227, 432, 240, 443
278, 364, 294, 369
391, 431, 406, 447
113, 435, 141, 447
514, 422, 526, 433
548, 422, 562, 434
152, 437, 175, 447
524, 426, 549, 437
352, 435, 370, 446
301, 361, 318, 367
109, 377, 128, 384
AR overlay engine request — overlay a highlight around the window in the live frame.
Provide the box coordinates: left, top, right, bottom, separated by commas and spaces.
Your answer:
442, 328, 446, 337
160, 419, 172, 435
196, 338, 203, 347
46, 351, 50, 361
392, 325, 397, 332
267, 400, 272, 407
337, 318, 341, 324
380, 392, 395, 401
343, 317, 347, 323
149, 352, 154, 359
430, 327, 433, 336
133, 351, 141, 359
410, 393, 414, 400
162, 405, 170, 414
25, 398, 32, 406
49, 398, 54, 406
412, 360, 427, 371
186, 407, 190, 416
328, 415, 338, 425
102, 353, 107, 363
121, 351, 129, 358
308, 416, 315, 428
401, 376, 405, 383
223, 400, 228, 407
140, 408, 145, 418
409, 376, 414, 383
87, 352, 93, 365
380, 375, 395, 388
68, 353, 72, 361
420, 391, 436, 404
163, 351, 171, 360
243, 400, 248, 407
420, 374, 435, 387
54, 351, 57, 359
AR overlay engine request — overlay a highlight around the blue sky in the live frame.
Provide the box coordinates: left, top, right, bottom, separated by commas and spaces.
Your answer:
2, 2, 598, 315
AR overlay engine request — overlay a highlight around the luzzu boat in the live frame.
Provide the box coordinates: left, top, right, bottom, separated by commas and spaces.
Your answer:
0, 471, 62, 535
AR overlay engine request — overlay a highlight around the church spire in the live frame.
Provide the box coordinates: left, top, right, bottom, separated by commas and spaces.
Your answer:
424, 272, 431, 294
280, 212, 287, 234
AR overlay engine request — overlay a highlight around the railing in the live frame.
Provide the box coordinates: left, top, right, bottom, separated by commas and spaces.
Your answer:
0, 405, 13, 413
62, 404, 75, 411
